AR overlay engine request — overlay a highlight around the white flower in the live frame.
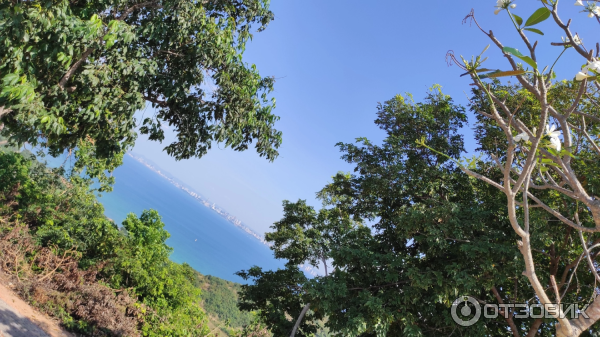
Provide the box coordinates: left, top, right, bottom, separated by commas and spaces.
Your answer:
514, 132, 529, 142
562, 35, 583, 45
589, 12, 595, 17
545, 124, 560, 137
511, 4, 517, 8
549, 137, 562, 152
575, 0, 584, 5
545, 124, 562, 152
587, 60, 600, 73
495, 0, 512, 13
576, 72, 592, 81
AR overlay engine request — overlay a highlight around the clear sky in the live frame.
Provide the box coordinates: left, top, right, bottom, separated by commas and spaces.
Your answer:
126, 0, 598, 235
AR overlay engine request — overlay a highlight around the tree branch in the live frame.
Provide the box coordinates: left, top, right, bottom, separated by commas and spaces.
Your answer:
289, 303, 310, 337
492, 286, 521, 337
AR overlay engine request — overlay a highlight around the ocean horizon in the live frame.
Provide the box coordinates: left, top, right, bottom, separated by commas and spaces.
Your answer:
97, 155, 285, 284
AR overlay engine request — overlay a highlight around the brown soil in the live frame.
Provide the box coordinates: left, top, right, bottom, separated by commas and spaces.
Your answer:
0, 275, 74, 337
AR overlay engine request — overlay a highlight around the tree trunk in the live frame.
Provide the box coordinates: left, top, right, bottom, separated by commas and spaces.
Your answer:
289, 303, 310, 337
0, 106, 10, 132
322, 255, 328, 277
555, 294, 600, 336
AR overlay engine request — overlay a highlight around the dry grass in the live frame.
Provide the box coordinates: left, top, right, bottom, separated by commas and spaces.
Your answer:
0, 220, 144, 336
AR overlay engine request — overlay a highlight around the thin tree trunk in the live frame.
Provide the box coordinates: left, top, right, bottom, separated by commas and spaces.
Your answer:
322, 255, 328, 276
290, 303, 310, 337
0, 106, 10, 132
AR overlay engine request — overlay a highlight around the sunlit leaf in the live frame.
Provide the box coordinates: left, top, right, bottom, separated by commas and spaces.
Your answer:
502, 47, 538, 70
485, 70, 527, 78
524, 28, 544, 35
525, 7, 551, 27
513, 14, 523, 27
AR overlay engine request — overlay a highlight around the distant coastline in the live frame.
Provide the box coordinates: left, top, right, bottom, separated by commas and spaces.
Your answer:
127, 153, 271, 246
126, 153, 319, 277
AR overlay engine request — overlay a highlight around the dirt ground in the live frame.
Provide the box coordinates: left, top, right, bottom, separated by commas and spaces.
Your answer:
0, 278, 73, 337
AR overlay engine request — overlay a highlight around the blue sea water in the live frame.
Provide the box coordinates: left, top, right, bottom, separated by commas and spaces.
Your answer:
97, 155, 284, 284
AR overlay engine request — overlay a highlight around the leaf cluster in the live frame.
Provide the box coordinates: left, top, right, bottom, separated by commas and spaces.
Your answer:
0, 0, 281, 189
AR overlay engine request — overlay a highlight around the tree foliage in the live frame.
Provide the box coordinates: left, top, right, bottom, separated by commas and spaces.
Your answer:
0, 149, 210, 336
237, 86, 600, 336
0, 0, 281, 188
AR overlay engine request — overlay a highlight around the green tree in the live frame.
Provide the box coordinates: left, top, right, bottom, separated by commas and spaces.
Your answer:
0, 0, 281, 187
238, 86, 600, 336
238, 199, 357, 336
237, 265, 319, 337
0, 151, 210, 336
267, 200, 357, 276
440, 1, 600, 336
108, 210, 172, 298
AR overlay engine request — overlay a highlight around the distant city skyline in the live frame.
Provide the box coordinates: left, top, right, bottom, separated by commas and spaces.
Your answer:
128, 152, 271, 245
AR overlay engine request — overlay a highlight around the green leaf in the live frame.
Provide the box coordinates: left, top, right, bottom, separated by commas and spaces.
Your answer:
547, 148, 559, 157
485, 70, 527, 78
502, 47, 538, 70
541, 158, 559, 167
513, 14, 523, 27
559, 149, 579, 159
2, 73, 20, 86
108, 20, 119, 33
518, 56, 538, 70
525, 7, 551, 27
524, 28, 544, 35
503, 47, 524, 57
103, 34, 116, 48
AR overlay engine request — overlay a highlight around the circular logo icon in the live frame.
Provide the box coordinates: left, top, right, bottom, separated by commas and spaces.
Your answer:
451, 296, 481, 327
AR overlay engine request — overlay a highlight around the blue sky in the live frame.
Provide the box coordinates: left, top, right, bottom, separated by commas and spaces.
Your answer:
127, 0, 598, 235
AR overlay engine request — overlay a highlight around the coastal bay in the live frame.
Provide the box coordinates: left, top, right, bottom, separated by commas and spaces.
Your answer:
98, 154, 284, 283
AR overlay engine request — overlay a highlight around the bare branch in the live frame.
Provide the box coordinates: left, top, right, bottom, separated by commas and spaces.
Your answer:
526, 192, 600, 233
492, 286, 521, 337
572, 110, 600, 124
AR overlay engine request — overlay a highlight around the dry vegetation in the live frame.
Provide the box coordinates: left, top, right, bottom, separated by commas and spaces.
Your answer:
0, 221, 144, 336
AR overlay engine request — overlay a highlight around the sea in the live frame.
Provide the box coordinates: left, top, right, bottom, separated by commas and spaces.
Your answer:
95, 155, 285, 284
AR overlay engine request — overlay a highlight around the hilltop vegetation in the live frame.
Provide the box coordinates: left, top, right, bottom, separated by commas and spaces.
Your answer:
0, 148, 268, 336
195, 273, 254, 329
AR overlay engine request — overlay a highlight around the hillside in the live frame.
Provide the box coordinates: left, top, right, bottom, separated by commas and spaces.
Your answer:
194, 272, 257, 336
0, 147, 270, 337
